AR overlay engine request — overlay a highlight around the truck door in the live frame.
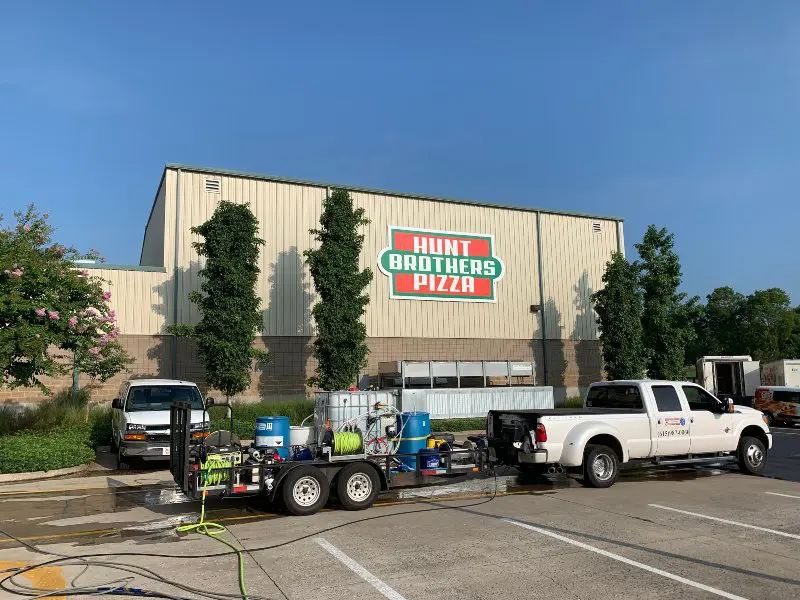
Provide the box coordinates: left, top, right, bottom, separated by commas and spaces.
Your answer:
651, 384, 691, 457
700, 360, 716, 394
742, 361, 761, 402
681, 385, 735, 453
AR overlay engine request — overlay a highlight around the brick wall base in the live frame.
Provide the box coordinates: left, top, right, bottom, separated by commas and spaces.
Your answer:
0, 335, 603, 406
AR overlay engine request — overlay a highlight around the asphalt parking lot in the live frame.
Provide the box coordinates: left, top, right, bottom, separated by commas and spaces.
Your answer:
2, 428, 800, 600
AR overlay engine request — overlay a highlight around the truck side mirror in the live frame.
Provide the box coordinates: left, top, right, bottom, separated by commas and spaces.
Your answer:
726, 397, 735, 413
112, 398, 122, 410
205, 397, 215, 407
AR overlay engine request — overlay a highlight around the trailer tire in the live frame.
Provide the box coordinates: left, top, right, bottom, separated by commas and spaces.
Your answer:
281, 466, 330, 516
737, 435, 767, 475
582, 444, 619, 488
336, 463, 380, 511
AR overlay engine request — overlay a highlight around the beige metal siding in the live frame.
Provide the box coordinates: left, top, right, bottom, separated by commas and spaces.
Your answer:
140, 180, 166, 267
169, 167, 620, 341
539, 214, 618, 341
87, 268, 171, 335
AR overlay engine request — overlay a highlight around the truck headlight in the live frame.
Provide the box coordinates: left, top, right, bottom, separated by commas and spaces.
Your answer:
126, 423, 146, 431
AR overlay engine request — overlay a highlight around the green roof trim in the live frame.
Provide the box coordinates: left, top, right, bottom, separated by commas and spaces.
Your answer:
80, 264, 166, 273
165, 163, 624, 222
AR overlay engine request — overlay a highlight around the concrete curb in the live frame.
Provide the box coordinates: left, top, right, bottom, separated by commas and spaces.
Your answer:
0, 464, 88, 483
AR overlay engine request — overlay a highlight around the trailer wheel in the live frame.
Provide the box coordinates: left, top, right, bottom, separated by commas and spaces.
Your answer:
582, 444, 619, 488
336, 463, 380, 511
281, 466, 330, 516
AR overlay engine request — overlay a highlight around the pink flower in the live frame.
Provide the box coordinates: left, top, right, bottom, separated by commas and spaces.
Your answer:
23, 225, 31, 232
99, 334, 110, 346
88, 347, 101, 356
79, 270, 89, 277
102, 291, 111, 301
108, 309, 116, 318
10, 268, 23, 277
35, 308, 46, 317
110, 327, 120, 338
68, 316, 78, 328
47, 310, 59, 320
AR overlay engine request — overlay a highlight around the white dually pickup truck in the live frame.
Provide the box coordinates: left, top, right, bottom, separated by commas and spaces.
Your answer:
487, 380, 771, 488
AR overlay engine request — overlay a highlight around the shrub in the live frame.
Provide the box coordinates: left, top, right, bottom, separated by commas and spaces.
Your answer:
0, 429, 95, 474
0, 388, 95, 435
430, 418, 485, 433
208, 399, 314, 439
565, 396, 583, 408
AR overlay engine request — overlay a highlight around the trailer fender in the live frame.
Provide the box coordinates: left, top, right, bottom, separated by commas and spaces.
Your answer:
558, 422, 628, 467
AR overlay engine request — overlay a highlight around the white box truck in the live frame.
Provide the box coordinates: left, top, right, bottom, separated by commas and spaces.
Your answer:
696, 355, 761, 405
762, 360, 800, 387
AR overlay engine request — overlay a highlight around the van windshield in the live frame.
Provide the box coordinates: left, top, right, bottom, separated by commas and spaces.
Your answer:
125, 386, 204, 412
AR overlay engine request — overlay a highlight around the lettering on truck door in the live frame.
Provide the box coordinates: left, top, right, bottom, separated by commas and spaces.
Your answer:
681, 385, 735, 453
651, 384, 691, 457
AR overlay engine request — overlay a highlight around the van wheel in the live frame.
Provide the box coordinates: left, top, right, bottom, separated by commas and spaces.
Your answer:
336, 463, 380, 511
281, 466, 330, 516
737, 436, 767, 475
582, 445, 619, 488
116, 447, 130, 471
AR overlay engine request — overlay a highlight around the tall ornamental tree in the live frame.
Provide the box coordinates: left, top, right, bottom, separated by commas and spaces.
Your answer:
635, 225, 696, 380
189, 202, 268, 399
304, 189, 372, 391
592, 252, 648, 380
0, 205, 132, 392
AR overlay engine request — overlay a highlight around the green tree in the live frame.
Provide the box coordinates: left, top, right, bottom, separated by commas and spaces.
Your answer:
304, 189, 372, 390
635, 225, 696, 380
738, 288, 795, 362
592, 252, 648, 379
189, 202, 268, 399
0, 205, 132, 392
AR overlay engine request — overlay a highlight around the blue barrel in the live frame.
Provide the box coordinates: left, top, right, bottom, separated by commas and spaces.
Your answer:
255, 416, 290, 459
396, 412, 431, 468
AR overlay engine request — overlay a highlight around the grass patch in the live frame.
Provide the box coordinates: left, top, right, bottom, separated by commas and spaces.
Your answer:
208, 399, 315, 439
565, 396, 583, 408
0, 429, 95, 474
431, 418, 485, 433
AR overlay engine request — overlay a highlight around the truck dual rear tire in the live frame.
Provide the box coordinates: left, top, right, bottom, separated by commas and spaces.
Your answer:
582, 444, 619, 488
737, 436, 767, 475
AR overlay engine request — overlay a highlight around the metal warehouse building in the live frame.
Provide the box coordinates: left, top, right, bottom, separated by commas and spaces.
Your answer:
2, 164, 624, 404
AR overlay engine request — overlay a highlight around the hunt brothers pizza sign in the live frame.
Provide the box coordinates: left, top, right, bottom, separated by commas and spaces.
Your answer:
377, 226, 505, 302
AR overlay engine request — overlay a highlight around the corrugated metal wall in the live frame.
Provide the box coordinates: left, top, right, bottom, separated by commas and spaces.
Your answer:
539, 213, 619, 341
140, 180, 166, 267
87, 268, 171, 335
162, 167, 620, 341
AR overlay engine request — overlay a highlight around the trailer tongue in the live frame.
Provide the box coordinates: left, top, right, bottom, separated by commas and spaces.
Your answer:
169, 401, 491, 516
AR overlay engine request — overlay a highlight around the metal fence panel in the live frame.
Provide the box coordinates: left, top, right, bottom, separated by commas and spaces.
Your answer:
399, 386, 554, 419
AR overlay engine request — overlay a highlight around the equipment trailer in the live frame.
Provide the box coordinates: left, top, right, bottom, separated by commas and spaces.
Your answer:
169, 402, 490, 516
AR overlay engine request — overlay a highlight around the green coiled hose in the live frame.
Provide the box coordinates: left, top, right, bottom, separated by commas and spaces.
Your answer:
200, 457, 232, 486
333, 431, 363, 455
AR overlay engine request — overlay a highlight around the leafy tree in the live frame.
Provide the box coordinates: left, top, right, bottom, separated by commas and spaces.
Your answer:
635, 225, 696, 380
0, 205, 132, 392
189, 202, 269, 399
592, 252, 648, 379
700, 286, 746, 356
738, 288, 795, 362
304, 189, 372, 390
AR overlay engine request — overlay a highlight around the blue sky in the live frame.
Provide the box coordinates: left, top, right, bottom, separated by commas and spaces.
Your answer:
1, 2, 798, 302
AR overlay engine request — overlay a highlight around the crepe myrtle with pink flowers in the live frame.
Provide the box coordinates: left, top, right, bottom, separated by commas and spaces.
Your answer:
0, 205, 132, 392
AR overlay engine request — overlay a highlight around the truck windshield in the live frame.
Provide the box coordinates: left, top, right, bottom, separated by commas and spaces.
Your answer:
125, 386, 204, 412
586, 386, 643, 410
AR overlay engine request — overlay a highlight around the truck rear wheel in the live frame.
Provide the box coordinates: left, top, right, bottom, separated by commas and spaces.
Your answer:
336, 463, 380, 511
281, 466, 330, 516
737, 436, 766, 475
582, 444, 619, 488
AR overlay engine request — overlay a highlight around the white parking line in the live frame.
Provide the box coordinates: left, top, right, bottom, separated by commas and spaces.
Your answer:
765, 492, 800, 500
501, 518, 748, 600
315, 537, 407, 600
649, 504, 800, 540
